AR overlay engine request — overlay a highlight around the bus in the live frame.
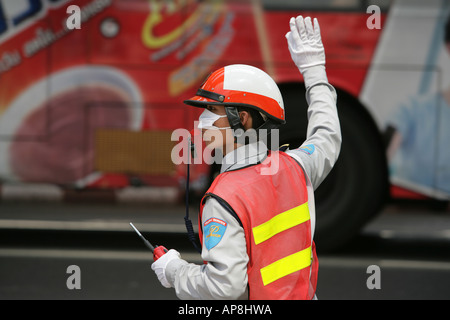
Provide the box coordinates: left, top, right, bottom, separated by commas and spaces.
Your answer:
0, 0, 448, 251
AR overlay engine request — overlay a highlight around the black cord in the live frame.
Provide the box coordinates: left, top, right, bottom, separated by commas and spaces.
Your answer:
185, 137, 202, 254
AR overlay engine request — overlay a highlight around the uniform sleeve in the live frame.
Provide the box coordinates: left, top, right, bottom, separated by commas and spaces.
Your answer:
164, 197, 249, 300
286, 65, 342, 190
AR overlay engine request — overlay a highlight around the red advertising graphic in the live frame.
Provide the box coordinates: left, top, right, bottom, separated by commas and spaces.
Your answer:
0, 0, 249, 189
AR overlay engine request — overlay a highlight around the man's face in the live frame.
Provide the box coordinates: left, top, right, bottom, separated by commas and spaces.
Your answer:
201, 105, 234, 153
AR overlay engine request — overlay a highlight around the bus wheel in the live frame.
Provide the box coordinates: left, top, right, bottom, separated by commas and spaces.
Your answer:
279, 84, 389, 252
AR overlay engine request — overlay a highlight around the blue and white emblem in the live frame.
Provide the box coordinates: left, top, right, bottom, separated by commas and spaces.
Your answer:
204, 218, 227, 250
299, 144, 315, 155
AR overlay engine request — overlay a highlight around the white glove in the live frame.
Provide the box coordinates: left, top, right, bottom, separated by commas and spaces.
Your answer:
151, 249, 181, 288
285, 16, 325, 74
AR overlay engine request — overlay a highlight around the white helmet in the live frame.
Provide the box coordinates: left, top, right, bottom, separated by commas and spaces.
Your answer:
184, 64, 285, 132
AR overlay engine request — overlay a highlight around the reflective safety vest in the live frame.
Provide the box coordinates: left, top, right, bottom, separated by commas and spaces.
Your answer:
199, 151, 318, 300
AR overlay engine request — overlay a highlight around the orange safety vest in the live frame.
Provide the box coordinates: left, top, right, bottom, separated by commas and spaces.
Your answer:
199, 150, 318, 300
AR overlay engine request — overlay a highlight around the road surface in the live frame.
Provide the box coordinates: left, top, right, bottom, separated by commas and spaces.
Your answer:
0, 200, 449, 300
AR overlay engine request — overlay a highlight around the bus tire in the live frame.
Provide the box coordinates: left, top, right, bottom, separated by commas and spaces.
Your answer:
279, 84, 389, 252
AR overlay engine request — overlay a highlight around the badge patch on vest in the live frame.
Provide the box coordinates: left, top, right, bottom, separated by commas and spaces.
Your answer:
299, 144, 315, 155
204, 218, 227, 250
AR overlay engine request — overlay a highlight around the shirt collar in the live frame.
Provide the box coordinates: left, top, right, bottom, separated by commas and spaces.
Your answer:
220, 140, 268, 173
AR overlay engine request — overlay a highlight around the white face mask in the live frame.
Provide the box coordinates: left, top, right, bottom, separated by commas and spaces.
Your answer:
197, 109, 231, 130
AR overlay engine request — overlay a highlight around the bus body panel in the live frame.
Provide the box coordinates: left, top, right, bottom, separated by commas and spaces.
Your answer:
0, 0, 449, 203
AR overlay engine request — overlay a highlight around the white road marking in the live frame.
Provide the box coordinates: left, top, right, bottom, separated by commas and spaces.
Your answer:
0, 219, 187, 233
1, 248, 450, 271
0, 248, 202, 263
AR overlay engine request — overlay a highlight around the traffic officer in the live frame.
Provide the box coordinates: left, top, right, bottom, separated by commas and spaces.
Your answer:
151, 15, 341, 300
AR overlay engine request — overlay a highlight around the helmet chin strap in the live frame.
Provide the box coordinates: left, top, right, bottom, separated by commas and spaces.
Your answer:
225, 106, 280, 145
224, 106, 245, 142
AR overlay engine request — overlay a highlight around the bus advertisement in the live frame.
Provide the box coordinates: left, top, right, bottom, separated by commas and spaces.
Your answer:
0, 0, 448, 250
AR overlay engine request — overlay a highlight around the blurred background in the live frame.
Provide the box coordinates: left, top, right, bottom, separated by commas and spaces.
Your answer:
0, 0, 449, 300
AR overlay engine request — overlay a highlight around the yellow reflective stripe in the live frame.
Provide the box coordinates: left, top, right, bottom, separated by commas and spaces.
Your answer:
252, 202, 310, 245
260, 246, 312, 286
